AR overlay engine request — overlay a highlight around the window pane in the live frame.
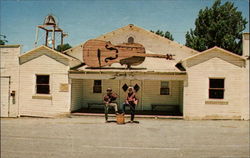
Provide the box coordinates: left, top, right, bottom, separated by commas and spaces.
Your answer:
94, 80, 102, 86
37, 85, 50, 94
210, 79, 224, 88
209, 90, 224, 99
161, 81, 169, 88
93, 85, 102, 93
160, 88, 169, 95
37, 75, 49, 84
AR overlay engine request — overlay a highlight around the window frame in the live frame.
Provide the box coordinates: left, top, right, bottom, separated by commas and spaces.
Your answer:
208, 78, 225, 99
128, 36, 134, 44
35, 74, 50, 94
93, 80, 102, 93
160, 81, 170, 95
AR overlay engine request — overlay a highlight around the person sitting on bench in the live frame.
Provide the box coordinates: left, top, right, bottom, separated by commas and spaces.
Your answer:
103, 88, 119, 122
122, 87, 138, 123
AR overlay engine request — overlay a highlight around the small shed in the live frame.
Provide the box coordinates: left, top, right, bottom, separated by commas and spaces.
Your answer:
19, 45, 81, 117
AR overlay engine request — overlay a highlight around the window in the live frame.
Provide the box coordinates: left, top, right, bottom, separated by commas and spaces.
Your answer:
36, 75, 50, 94
160, 81, 170, 95
93, 80, 102, 93
209, 79, 224, 99
128, 37, 134, 44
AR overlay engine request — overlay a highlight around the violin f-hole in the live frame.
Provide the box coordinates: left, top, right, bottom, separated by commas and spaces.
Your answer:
97, 49, 101, 67
104, 44, 119, 63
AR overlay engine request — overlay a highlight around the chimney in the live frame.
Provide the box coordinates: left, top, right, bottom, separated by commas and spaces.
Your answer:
243, 33, 249, 58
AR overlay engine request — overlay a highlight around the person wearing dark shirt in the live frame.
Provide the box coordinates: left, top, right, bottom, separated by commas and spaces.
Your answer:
103, 88, 119, 122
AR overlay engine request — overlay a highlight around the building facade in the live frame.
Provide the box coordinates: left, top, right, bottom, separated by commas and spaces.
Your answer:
0, 25, 249, 119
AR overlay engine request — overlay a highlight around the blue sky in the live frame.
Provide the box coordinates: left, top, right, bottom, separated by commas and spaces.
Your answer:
1, 0, 249, 53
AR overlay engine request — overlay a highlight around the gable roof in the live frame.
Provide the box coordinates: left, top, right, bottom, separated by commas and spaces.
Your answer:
19, 45, 81, 67
178, 46, 246, 68
96, 24, 199, 53
64, 24, 199, 55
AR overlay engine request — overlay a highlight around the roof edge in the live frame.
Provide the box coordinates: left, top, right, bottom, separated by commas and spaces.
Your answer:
180, 46, 246, 63
0, 45, 21, 48
20, 45, 80, 61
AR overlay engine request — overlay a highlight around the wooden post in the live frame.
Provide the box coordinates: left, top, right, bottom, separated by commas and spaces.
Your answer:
52, 26, 55, 49
34, 27, 39, 47
61, 31, 63, 52
45, 31, 48, 46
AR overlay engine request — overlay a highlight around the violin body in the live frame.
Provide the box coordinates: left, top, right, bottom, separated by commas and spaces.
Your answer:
83, 39, 175, 68
83, 39, 146, 67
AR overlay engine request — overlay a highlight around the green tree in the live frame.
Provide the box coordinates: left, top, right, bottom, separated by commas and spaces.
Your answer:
151, 30, 174, 41
0, 35, 8, 45
185, 0, 247, 55
56, 43, 72, 52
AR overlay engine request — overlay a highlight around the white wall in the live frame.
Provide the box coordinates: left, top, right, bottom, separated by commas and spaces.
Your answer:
242, 33, 249, 120
71, 79, 183, 112
81, 79, 119, 108
71, 79, 83, 112
66, 25, 197, 63
97, 25, 197, 62
142, 80, 182, 110
0, 46, 20, 117
64, 45, 84, 62
184, 57, 246, 119
19, 55, 71, 117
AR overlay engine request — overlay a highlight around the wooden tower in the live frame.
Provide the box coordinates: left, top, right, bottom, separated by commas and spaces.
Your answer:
34, 14, 67, 52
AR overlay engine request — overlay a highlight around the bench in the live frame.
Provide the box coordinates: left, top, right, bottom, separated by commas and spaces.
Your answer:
151, 104, 179, 111
87, 103, 105, 110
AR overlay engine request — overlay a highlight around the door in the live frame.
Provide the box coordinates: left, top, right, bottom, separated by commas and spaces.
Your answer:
119, 80, 142, 110
1, 77, 10, 117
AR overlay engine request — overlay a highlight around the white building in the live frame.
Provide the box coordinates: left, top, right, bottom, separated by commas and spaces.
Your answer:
0, 25, 249, 120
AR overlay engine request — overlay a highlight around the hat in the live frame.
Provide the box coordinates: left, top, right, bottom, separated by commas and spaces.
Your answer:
128, 87, 134, 91
106, 88, 112, 91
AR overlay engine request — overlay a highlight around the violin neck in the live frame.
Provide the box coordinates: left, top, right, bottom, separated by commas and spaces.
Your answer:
130, 52, 175, 59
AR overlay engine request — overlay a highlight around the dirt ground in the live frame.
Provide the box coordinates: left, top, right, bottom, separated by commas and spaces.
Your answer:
1, 116, 249, 158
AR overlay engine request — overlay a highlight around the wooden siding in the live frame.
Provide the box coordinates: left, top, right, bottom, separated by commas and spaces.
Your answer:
96, 25, 198, 62
81, 80, 120, 108
19, 55, 70, 117
66, 25, 197, 63
65, 46, 84, 62
77, 79, 183, 111
0, 47, 20, 117
184, 57, 246, 119
0, 77, 10, 117
142, 80, 182, 110
20, 47, 69, 66
71, 79, 83, 111
242, 33, 249, 120
185, 50, 245, 68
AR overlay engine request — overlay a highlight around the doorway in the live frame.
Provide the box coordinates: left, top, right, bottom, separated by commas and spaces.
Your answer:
1, 77, 10, 117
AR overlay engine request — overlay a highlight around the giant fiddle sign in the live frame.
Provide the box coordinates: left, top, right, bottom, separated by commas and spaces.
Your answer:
83, 39, 174, 68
